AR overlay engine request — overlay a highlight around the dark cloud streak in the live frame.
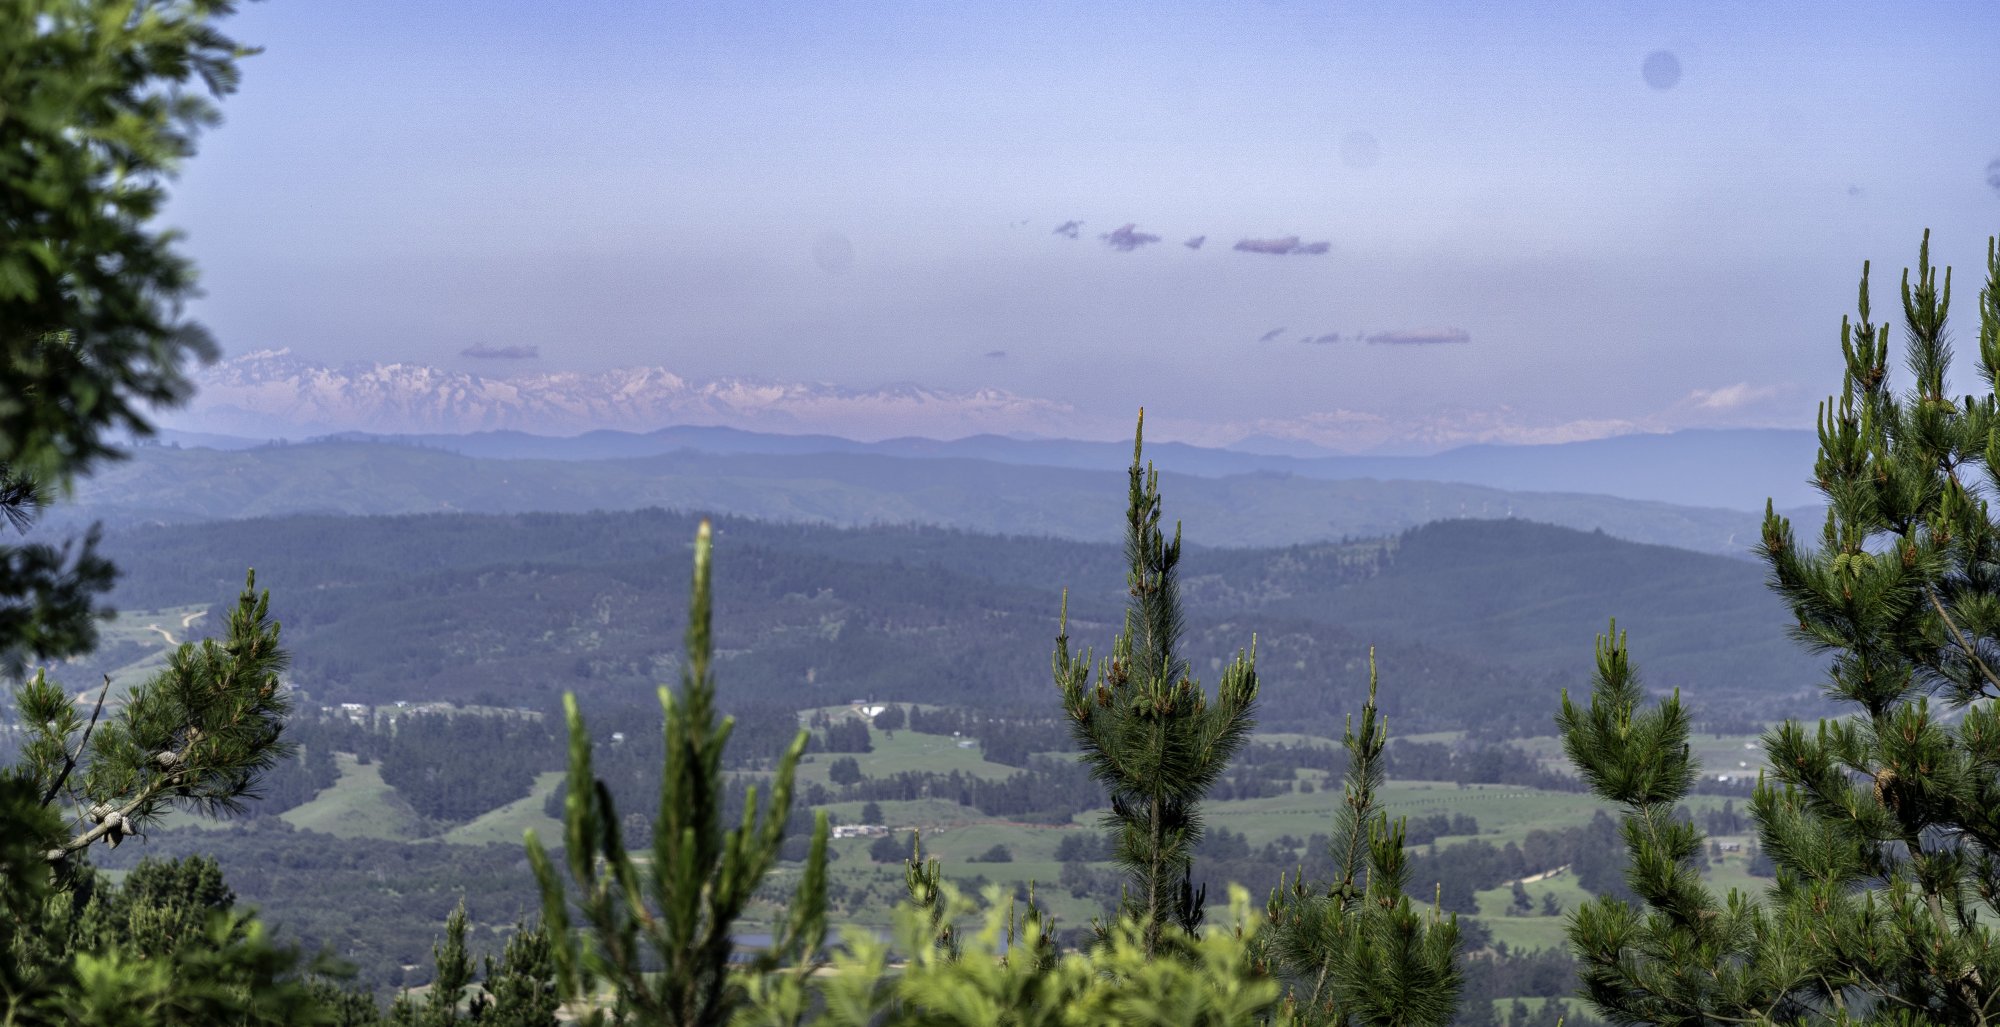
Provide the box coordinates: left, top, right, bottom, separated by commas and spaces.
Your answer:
1364, 328, 1470, 345
1053, 220, 1083, 239
1101, 224, 1162, 251
1234, 236, 1331, 256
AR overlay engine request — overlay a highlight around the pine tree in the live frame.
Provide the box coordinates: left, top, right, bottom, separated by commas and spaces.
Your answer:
1264, 657, 1461, 1027
13, 572, 297, 867
525, 520, 830, 1027
477, 921, 560, 1027
1052, 410, 1261, 955
426, 900, 475, 1025
1560, 232, 2000, 1024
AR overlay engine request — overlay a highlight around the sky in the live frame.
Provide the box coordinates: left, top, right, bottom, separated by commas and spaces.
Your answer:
164, 0, 2000, 449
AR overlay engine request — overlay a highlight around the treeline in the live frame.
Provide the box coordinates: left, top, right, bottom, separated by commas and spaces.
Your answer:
1411, 810, 1633, 913
89, 820, 542, 990
376, 713, 559, 822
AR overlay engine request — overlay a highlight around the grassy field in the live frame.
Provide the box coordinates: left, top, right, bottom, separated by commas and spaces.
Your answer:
441, 771, 565, 846
790, 720, 1025, 788
281, 753, 429, 840
246, 705, 1780, 969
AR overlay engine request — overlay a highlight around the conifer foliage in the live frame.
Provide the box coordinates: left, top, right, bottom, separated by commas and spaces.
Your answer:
1265, 655, 1462, 1027
15, 571, 296, 866
1053, 411, 1262, 955
525, 520, 831, 1027
1561, 232, 2000, 1024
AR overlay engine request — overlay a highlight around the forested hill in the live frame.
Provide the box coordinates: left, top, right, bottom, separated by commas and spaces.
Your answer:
90, 510, 1823, 735
54, 439, 1805, 556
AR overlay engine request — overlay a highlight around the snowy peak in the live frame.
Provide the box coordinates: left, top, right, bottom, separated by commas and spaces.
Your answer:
170, 352, 1076, 440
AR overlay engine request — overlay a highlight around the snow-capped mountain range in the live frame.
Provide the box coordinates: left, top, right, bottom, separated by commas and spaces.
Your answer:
164, 349, 1081, 440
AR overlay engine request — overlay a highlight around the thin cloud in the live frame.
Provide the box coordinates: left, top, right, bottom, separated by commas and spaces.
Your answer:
1052, 220, 1083, 239
1257, 327, 1287, 343
1234, 236, 1331, 256
1364, 328, 1470, 345
460, 343, 540, 360
984, 349, 1008, 359
1687, 382, 1777, 410
1302, 332, 1343, 344
1184, 235, 1206, 250
1987, 156, 2000, 195
1101, 224, 1162, 252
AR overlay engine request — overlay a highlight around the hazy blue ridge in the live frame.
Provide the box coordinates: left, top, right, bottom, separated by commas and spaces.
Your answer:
71, 439, 1815, 557
184, 426, 1820, 510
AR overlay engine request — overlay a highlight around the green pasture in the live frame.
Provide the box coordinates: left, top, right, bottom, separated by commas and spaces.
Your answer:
441, 771, 565, 846
790, 722, 1022, 787
281, 753, 428, 841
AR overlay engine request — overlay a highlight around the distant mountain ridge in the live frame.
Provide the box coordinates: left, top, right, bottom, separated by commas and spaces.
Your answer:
64, 439, 1811, 557
161, 352, 1819, 508
155, 422, 1821, 511
169, 349, 1078, 442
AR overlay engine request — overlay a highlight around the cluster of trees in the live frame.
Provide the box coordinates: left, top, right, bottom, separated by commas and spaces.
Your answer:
808, 716, 872, 753
376, 714, 556, 823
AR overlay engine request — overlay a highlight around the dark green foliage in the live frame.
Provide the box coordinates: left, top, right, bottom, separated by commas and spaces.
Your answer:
826, 755, 863, 787
2, 816, 328, 1025
0, 519, 116, 675
96, 508, 1817, 736
0, 0, 250, 484
858, 800, 882, 824
92, 821, 544, 992
93, 855, 235, 958
1559, 232, 2000, 1026
1264, 658, 1461, 1026
1558, 627, 1794, 1023
425, 901, 475, 1024
1053, 411, 1260, 954
476, 921, 560, 1027
382, 907, 558, 1026
0, 0, 252, 683
969, 843, 1013, 863
378, 714, 551, 823
525, 520, 830, 1026
814, 718, 872, 753
870, 830, 913, 864
249, 742, 341, 817
13, 571, 295, 865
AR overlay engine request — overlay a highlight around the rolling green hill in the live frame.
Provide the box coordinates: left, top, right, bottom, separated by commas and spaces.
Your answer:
91, 510, 1823, 735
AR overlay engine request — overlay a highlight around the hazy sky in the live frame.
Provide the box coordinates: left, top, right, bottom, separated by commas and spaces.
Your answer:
167, 0, 2000, 446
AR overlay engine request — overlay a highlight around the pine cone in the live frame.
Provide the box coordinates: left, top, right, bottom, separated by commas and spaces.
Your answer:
154, 750, 184, 770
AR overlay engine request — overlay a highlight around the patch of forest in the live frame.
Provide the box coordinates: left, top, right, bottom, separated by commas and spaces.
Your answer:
92, 511, 1825, 736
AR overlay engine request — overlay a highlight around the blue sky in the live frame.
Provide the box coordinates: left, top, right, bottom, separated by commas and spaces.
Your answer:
167, 0, 2000, 447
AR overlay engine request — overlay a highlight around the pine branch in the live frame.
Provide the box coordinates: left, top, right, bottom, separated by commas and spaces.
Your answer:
38, 674, 110, 808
